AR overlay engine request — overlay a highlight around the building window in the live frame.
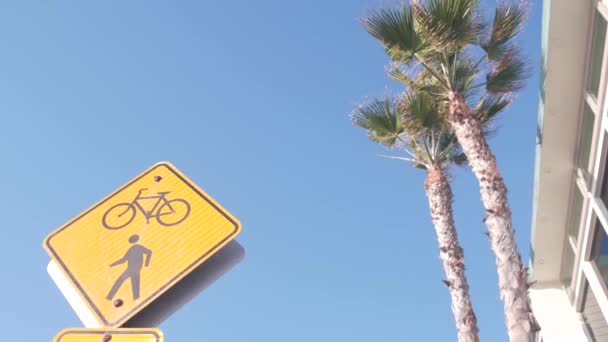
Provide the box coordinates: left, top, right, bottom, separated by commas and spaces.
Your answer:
561, 244, 575, 298
601, 143, 608, 207
591, 219, 608, 286
582, 280, 608, 341
578, 103, 595, 174
569, 185, 585, 242
587, 10, 607, 101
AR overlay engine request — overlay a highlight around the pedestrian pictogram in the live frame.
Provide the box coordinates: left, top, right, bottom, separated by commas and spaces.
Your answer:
43, 162, 241, 327
106, 235, 152, 301
53, 328, 163, 342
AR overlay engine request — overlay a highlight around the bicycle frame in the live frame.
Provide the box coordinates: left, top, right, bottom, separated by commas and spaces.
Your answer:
130, 189, 174, 222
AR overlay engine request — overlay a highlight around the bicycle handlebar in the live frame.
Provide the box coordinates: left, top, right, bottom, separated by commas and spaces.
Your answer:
138, 188, 148, 193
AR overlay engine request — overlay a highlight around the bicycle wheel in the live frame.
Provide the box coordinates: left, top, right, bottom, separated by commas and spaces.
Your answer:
156, 199, 190, 226
102, 203, 136, 230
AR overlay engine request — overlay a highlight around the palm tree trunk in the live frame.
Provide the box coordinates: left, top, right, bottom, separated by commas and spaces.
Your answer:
425, 165, 479, 342
447, 91, 538, 342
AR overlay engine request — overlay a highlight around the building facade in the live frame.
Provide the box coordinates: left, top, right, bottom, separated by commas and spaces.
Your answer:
531, 0, 608, 340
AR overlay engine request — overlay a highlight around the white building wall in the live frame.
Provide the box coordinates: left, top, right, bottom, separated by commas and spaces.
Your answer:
530, 283, 589, 341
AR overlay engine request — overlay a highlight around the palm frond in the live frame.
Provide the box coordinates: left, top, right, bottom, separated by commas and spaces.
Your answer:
449, 151, 468, 166
362, 4, 424, 63
407, 61, 451, 100
397, 90, 467, 167
474, 95, 510, 137
433, 130, 467, 167
486, 48, 529, 93
482, 0, 528, 60
378, 154, 424, 168
430, 130, 466, 166
449, 52, 480, 97
386, 63, 418, 89
350, 98, 404, 147
398, 91, 447, 135
417, 0, 486, 51
475, 94, 511, 123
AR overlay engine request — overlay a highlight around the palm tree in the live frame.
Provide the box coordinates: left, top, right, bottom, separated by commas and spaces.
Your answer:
351, 91, 479, 342
361, 1, 538, 340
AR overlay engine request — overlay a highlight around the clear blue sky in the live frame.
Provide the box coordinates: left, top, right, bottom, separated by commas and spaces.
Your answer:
0, 1, 541, 341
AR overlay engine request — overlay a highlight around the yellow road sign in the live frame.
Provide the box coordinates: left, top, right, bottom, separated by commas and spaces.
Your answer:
54, 328, 163, 342
44, 162, 241, 327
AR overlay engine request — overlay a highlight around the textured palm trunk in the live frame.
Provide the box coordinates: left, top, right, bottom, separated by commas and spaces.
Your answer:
447, 91, 538, 342
425, 165, 479, 342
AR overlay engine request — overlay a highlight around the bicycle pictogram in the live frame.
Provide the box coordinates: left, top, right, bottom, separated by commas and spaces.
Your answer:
102, 188, 191, 230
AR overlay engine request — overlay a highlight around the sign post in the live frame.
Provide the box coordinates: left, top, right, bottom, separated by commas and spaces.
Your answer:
44, 162, 242, 327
